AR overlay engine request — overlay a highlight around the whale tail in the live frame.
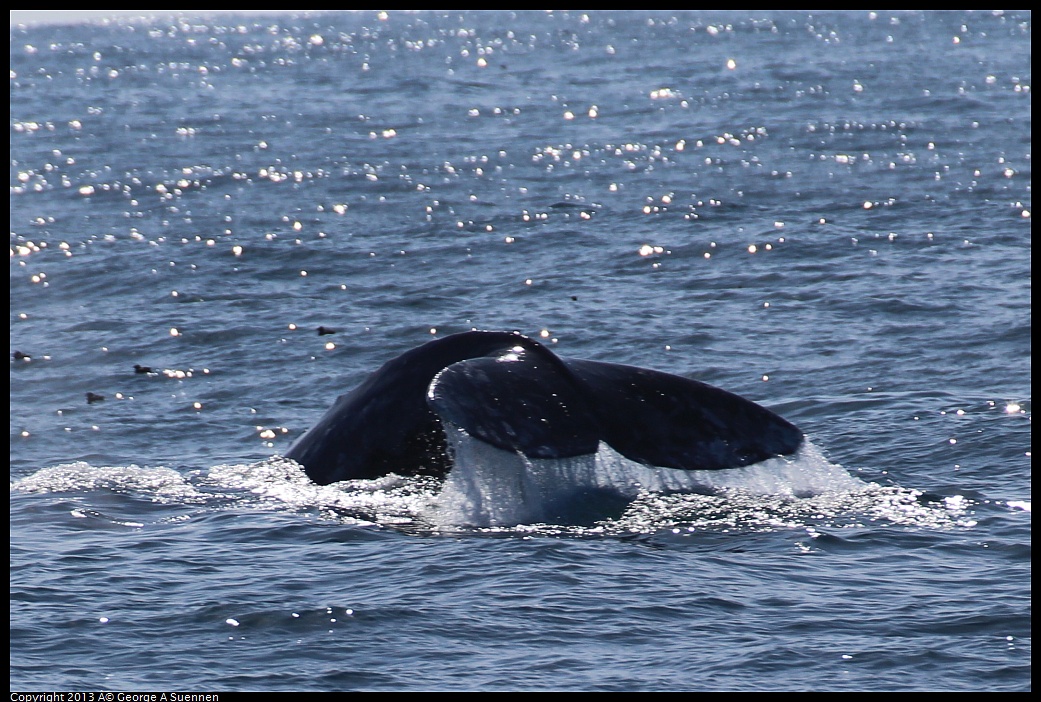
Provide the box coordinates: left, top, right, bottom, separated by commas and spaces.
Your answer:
286, 331, 803, 485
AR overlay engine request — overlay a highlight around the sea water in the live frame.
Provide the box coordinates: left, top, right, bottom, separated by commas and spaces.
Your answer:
10, 10, 1030, 691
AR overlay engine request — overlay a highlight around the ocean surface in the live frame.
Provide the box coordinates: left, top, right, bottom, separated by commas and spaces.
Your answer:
9, 10, 1031, 692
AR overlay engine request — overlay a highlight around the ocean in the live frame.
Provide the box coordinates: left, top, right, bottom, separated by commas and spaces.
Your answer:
9, 10, 1031, 691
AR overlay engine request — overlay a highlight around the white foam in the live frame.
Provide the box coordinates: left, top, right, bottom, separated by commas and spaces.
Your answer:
11, 443, 975, 533
11, 461, 202, 501
204, 458, 437, 525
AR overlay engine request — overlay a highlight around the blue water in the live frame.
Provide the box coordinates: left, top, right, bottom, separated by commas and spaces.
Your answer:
10, 10, 1031, 692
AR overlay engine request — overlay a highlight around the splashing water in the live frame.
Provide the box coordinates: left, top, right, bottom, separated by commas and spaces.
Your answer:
12, 434, 977, 535
432, 427, 826, 526
424, 427, 970, 532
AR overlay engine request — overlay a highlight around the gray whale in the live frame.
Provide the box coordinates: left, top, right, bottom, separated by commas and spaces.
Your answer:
285, 330, 803, 485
